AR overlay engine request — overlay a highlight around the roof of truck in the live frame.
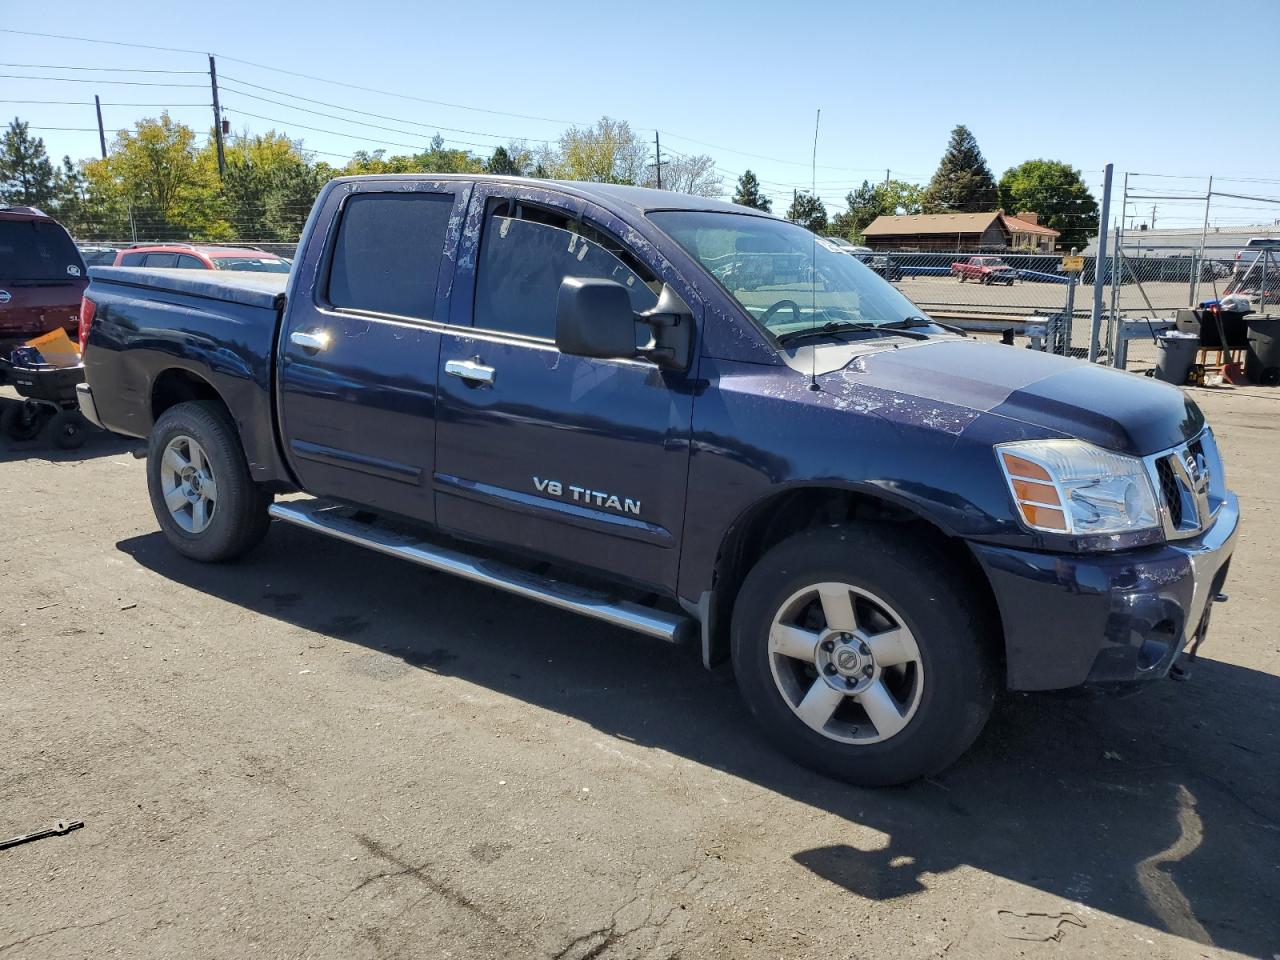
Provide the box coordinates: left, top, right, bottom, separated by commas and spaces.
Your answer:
327, 174, 772, 217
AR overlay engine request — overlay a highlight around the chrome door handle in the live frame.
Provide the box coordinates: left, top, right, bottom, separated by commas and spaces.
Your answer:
445, 358, 496, 386
290, 329, 330, 352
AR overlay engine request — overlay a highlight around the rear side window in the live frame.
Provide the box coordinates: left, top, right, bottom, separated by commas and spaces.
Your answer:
327, 193, 454, 320
120, 252, 145, 266
0, 218, 84, 281
144, 253, 178, 268
473, 203, 659, 340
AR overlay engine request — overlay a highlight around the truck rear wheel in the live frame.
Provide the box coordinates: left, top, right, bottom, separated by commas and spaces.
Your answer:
147, 401, 271, 562
730, 525, 996, 786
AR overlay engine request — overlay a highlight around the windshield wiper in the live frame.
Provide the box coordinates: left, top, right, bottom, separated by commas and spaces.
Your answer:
776, 320, 889, 346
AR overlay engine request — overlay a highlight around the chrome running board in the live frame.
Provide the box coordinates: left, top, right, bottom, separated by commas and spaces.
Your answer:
268, 499, 694, 644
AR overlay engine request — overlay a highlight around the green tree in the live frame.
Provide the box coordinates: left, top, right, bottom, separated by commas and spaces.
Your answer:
0, 118, 59, 210
486, 145, 523, 176
830, 179, 924, 241
215, 131, 323, 240
998, 159, 1098, 250
923, 124, 998, 213
554, 117, 649, 184
785, 191, 827, 233
86, 114, 229, 240
731, 170, 771, 211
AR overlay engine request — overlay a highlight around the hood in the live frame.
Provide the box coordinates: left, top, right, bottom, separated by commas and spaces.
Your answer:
823, 338, 1203, 456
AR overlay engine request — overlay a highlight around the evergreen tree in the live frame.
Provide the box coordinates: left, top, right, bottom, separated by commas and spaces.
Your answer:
923, 125, 998, 213
732, 169, 771, 211
830, 180, 880, 239
486, 145, 523, 176
785, 191, 827, 233
0, 118, 59, 210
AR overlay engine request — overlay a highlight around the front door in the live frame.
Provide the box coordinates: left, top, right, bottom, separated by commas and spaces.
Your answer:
277, 181, 469, 523
433, 186, 698, 592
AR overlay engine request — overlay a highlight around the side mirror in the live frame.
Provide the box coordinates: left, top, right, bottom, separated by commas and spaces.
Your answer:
555, 277, 637, 360
556, 278, 694, 371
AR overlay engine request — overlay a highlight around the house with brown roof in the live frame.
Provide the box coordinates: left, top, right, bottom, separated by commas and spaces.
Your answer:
862, 211, 1059, 252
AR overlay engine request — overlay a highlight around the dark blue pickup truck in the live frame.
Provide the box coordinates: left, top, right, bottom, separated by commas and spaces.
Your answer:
78, 175, 1238, 785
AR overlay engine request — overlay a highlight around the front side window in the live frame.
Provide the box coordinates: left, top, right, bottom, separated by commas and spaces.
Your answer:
176, 254, 206, 270
473, 202, 659, 340
650, 210, 927, 339
327, 192, 454, 320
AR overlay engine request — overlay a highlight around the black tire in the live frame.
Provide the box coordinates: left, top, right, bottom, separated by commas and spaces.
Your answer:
147, 401, 272, 562
46, 409, 88, 449
2, 401, 49, 441
731, 524, 996, 787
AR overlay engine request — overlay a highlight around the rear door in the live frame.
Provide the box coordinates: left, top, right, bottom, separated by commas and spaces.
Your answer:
277, 180, 470, 523
433, 184, 699, 592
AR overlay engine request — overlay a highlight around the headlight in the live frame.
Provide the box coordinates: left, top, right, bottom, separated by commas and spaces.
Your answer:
996, 440, 1159, 535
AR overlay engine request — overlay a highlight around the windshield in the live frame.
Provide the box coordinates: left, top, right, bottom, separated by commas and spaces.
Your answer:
213, 256, 291, 274
0, 218, 85, 282
649, 210, 928, 339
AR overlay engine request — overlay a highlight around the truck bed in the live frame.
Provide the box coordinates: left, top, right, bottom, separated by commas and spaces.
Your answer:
84, 266, 289, 482
88, 266, 288, 309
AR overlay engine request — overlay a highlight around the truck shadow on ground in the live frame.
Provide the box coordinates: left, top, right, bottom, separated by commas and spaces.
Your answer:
118, 523, 1280, 957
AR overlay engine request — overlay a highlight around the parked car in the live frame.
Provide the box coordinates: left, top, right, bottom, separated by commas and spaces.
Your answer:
864, 254, 902, 281
0, 206, 87, 355
77, 244, 120, 267
951, 256, 1017, 285
80, 176, 1238, 787
113, 244, 292, 274
1231, 238, 1280, 287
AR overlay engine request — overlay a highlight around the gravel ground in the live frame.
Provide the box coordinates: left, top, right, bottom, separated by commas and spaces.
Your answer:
2, 385, 1277, 960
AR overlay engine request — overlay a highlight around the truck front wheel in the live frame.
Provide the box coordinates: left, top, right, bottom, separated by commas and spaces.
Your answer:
147, 401, 272, 562
731, 525, 996, 786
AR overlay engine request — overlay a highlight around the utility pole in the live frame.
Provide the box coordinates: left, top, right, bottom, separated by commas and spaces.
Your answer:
885, 168, 890, 188
1151, 204, 1157, 229
209, 54, 225, 178
94, 95, 107, 159
654, 130, 661, 189
1088, 163, 1113, 363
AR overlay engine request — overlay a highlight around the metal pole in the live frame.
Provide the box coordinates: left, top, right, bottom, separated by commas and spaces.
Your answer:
1191, 175, 1212, 307
1088, 163, 1113, 362
94, 94, 107, 159
209, 54, 225, 178
1109, 172, 1128, 366
654, 131, 661, 190
1262, 248, 1270, 315
1062, 248, 1078, 356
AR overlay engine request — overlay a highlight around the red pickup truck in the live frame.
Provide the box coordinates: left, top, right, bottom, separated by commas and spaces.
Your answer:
951, 256, 1017, 286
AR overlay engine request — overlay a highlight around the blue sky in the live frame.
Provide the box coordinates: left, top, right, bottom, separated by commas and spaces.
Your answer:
4, 0, 1278, 228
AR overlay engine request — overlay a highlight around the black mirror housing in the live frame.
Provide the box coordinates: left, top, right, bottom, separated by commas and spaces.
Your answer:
555, 277, 638, 360
556, 277, 694, 372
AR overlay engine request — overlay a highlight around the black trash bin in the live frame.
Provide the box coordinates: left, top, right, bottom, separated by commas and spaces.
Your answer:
1246, 317, 1280, 386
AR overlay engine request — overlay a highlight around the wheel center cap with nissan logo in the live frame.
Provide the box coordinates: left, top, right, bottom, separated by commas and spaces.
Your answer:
0, 290, 12, 304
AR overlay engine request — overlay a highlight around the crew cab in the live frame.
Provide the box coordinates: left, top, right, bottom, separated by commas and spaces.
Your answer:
951, 255, 1017, 285
113, 243, 291, 274
78, 175, 1239, 786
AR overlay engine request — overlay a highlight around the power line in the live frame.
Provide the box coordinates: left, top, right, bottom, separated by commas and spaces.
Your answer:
218, 78, 555, 145
0, 62, 205, 73
0, 99, 210, 106
0, 74, 207, 88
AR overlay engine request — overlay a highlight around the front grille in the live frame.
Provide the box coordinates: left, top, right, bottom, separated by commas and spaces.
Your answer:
1156, 458, 1184, 527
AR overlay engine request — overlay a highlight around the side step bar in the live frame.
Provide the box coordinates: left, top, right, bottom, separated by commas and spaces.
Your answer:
268, 500, 695, 644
